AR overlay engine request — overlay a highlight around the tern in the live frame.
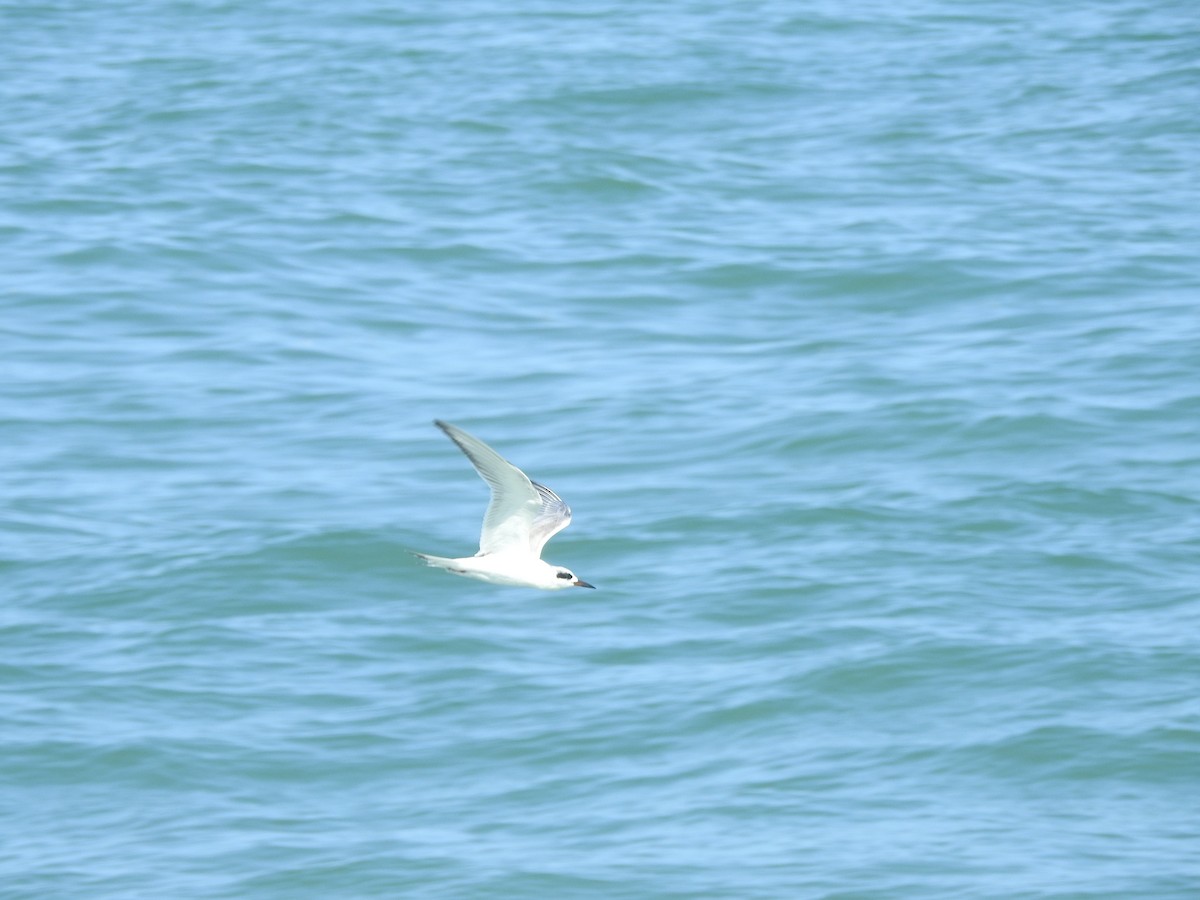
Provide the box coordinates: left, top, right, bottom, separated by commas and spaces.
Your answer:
413, 420, 595, 590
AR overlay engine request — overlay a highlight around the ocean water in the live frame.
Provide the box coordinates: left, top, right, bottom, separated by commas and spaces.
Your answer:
3, 0, 1199, 897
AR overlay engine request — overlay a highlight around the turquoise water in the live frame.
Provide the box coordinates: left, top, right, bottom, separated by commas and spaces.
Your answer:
4, 1, 1199, 896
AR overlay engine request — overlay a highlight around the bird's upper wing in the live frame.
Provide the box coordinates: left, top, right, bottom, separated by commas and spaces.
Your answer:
435, 420, 572, 558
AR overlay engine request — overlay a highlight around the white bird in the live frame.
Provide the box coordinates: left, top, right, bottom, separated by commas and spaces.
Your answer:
413, 420, 595, 590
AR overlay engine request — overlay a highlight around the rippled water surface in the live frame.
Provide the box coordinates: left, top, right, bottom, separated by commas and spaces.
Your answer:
3, 1, 1199, 897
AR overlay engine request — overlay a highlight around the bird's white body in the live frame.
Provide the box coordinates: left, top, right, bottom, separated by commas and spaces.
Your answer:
414, 551, 584, 590
415, 421, 594, 591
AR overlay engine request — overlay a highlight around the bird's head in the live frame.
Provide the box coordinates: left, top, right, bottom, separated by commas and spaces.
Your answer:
550, 566, 595, 590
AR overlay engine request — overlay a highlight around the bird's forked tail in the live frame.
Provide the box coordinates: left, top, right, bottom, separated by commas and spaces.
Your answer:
411, 551, 459, 571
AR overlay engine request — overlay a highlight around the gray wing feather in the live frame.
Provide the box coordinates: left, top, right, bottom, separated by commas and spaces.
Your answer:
435, 420, 572, 558
529, 481, 573, 557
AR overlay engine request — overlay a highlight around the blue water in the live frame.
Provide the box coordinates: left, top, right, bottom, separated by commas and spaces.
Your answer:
3, 1, 1199, 897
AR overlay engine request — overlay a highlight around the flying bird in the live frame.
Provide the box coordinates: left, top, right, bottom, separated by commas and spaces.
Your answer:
414, 420, 595, 590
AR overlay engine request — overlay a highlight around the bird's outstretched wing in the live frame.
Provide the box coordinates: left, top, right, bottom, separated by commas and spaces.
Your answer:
435, 420, 572, 558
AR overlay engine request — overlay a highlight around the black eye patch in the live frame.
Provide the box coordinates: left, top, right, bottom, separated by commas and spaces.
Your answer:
557, 572, 573, 580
